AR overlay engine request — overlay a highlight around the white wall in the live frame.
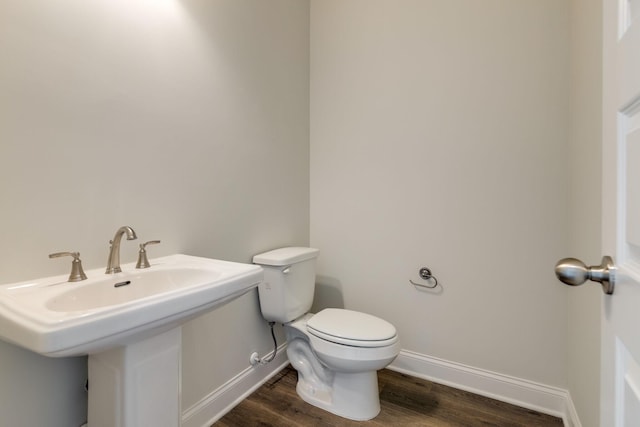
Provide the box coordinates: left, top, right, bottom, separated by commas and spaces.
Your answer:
567, 0, 602, 424
0, 0, 604, 424
0, 1, 309, 425
310, 0, 570, 388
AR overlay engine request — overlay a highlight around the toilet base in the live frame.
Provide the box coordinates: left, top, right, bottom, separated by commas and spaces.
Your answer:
295, 370, 381, 421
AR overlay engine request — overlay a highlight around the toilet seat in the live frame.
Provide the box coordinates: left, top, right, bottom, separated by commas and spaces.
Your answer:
307, 308, 398, 348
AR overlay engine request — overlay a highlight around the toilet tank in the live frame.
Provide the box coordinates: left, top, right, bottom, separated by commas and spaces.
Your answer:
253, 247, 320, 323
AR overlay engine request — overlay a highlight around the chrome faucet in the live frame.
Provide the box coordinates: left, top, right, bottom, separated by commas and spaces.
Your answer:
106, 226, 137, 274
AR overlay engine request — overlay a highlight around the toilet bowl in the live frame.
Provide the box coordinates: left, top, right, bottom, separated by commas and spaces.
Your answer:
285, 310, 400, 420
253, 247, 400, 421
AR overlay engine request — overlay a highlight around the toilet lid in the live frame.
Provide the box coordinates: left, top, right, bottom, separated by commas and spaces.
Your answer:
307, 308, 397, 347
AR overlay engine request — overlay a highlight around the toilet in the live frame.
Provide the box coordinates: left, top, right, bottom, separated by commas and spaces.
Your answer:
253, 247, 400, 421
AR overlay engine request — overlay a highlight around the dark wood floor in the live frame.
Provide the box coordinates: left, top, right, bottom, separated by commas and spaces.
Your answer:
215, 366, 564, 426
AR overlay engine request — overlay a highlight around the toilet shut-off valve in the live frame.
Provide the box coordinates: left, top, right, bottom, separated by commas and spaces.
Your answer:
136, 240, 161, 269
49, 251, 87, 282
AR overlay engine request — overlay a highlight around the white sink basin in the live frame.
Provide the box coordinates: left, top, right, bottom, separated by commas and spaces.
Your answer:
0, 254, 262, 356
46, 267, 223, 312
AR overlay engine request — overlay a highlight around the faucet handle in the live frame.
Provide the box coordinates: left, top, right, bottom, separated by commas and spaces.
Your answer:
136, 240, 161, 269
49, 251, 88, 282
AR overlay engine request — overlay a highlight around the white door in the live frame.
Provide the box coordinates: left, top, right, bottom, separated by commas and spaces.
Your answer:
601, 0, 640, 425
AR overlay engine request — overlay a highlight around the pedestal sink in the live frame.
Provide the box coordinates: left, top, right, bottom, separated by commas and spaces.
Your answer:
0, 254, 263, 426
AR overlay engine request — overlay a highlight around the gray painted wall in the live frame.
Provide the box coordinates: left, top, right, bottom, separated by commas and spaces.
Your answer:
310, 0, 570, 387
567, 0, 602, 424
0, 0, 603, 425
0, 1, 309, 425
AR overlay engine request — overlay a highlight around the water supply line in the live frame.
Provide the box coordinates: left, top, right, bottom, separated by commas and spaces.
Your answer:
250, 321, 278, 366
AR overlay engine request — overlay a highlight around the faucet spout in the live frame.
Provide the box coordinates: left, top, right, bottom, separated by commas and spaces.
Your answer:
106, 226, 137, 274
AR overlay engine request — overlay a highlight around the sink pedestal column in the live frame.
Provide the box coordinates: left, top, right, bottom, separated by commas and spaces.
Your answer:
87, 327, 182, 427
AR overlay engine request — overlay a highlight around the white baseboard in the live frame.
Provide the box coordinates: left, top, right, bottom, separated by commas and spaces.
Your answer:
181, 344, 289, 427
388, 350, 580, 427
181, 347, 581, 427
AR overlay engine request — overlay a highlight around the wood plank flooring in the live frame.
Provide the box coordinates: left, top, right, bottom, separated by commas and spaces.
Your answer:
215, 366, 564, 426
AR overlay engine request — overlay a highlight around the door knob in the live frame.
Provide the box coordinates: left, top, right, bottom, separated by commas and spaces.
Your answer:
554, 256, 615, 295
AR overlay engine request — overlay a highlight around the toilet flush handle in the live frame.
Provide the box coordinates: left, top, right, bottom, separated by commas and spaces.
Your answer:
281, 265, 291, 274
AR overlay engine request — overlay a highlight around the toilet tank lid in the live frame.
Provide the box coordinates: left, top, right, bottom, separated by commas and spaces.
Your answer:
253, 247, 319, 266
